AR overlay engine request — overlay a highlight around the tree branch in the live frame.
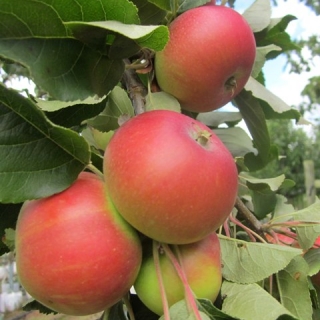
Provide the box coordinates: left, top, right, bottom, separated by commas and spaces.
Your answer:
234, 196, 266, 241
122, 59, 147, 115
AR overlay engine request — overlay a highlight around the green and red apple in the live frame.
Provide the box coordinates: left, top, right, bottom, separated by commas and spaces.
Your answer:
134, 233, 222, 315
155, 5, 256, 112
103, 110, 238, 244
15, 172, 142, 316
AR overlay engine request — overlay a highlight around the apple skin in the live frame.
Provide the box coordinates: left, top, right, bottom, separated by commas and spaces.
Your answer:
134, 233, 222, 315
103, 110, 238, 244
155, 5, 256, 112
15, 172, 142, 316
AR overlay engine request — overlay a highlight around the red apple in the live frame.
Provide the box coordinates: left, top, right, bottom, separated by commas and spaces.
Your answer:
103, 110, 238, 244
134, 233, 222, 315
15, 172, 142, 316
155, 5, 256, 112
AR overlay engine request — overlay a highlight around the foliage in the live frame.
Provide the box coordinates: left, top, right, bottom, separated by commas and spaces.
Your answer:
1, 0, 320, 319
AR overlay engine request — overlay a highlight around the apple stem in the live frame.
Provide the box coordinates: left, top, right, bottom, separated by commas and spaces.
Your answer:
153, 240, 171, 320
86, 163, 104, 180
122, 293, 136, 320
162, 243, 202, 320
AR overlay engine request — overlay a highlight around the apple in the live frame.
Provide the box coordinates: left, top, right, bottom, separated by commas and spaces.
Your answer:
15, 172, 142, 316
154, 5, 256, 113
103, 110, 238, 244
134, 233, 222, 315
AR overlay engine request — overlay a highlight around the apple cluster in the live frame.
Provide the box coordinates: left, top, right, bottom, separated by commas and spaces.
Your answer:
13, 3, 252, 317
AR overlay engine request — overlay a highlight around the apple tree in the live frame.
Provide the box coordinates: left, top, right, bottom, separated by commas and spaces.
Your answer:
1, 0, 320, 319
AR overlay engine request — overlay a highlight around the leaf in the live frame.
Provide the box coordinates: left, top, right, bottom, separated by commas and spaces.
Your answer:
0, 84, 90, 203
240, 172, 287, 192
87, 86, 134, 132
273, 195, 295, 223
36, 96, 107, 112
221, 281, 297, 320
148, 0, 171, 11
65, 21, 169, 53
263, 15, 300, 58
0, 203, 21, 254
37, 97, 107, 128
159, 300, 210, 320
0, 38, 125, 101
293, 201, 320, 250
145, 91, 181, 112
252, 45, 282, 78
197, 111, 242, 128
131, 0, 167, 25
2, 228, 15, 251
0, 0, 140, 39
177, 0, 211, 13
213, 127, 257, 158
105, 300, 128, 320
23, 300, 57, 315
219, 235, 302, 284
198, 299, 241, 320
304, 248, 320, 276
233, 88, 276, 171
82, 128, 114, 152
242, 0, 271, 32
245, 77, 300, 120
277, 256, 313, 320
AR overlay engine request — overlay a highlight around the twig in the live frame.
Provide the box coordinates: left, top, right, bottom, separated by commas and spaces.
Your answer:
234, 196, 266, 241
122, 59, 147, 115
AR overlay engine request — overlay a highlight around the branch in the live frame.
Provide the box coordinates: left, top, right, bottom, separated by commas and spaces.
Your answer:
234, 196, 266, 241
122, 59, 147, 115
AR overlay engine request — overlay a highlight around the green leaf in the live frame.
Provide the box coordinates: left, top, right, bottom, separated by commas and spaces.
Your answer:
2, 228, 15, 251
240, 172, 287, 192
213, 127, 257, 158
159, 300, 210, 320
177, 0, 211, 13
0, 38, 125, 101
221, 281, 297, 320
87, 86, 134, 132
198, 299, 241, 320
293, 201, 320, 250
145, 91, 181, 112
23, 300, 57, 315
131, 0, 167, 25
233, 88, 275, 171
252, 45, 282, 78
264, 15, 300, 58
36, 96, 107, 112
197, 111, 242, 128
245, 77, 300, 120
277, 256, 313, 320
0, 84, 90, 203
82, 128, 114, 152
273, 195, 295, 223
37, 97, 107, 128
242, 0, 271, 32
0, 0, 140, 39
65, 21, 169, 53
148, 0, 171, 11
219, 235, 302, 284
0, 203, 21, 254
104, 300, 127, 320
304, 248, 320, 276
